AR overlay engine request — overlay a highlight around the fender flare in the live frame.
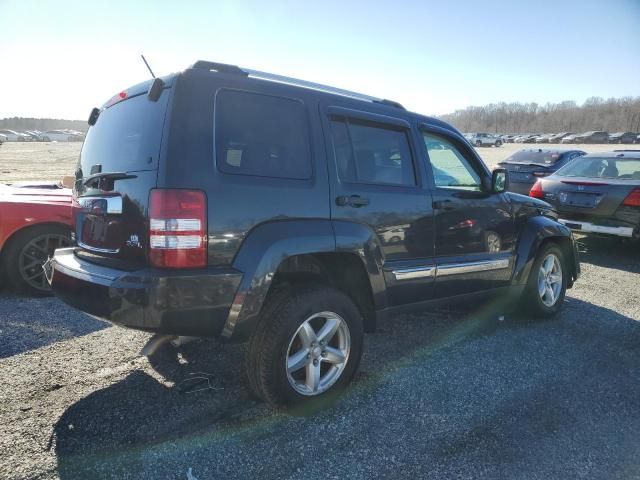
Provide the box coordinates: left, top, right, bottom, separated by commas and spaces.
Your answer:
512, 215, 579, 287
221, 219, 387, 341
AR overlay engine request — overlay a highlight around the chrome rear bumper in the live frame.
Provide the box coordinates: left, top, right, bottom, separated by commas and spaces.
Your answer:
558, 219, 634, 238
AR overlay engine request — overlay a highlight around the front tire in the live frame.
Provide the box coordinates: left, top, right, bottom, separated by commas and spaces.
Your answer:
521, 243, 567, 318
246, 284, 364, 406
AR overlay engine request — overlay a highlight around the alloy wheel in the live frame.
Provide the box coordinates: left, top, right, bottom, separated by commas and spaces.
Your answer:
18, 233, 71, 292
286, 311, 351, 396
537, 253, 563, 307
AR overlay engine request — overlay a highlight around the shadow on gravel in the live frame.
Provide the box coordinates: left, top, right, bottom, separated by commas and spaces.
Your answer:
51, 296, 640, 479
577, 235, 640, 274
0, 293, 107, 358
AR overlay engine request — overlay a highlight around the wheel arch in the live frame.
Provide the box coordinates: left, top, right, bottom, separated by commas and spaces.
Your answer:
512, 215, 579, 288
222, 219, 387, 341
0, 221, 71, 267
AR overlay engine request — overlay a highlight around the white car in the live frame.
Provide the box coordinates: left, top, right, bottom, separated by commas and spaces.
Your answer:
467, 132, 503, 147
0, 129, 29, 142
39, 130, 81, 142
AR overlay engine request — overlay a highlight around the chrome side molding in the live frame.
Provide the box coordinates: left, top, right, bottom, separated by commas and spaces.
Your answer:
392, 266, 435, 281
391, 258, 510, 281
436, 258, 510, 277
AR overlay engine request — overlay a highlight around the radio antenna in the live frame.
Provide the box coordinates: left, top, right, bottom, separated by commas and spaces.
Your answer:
140, 54, 156, 78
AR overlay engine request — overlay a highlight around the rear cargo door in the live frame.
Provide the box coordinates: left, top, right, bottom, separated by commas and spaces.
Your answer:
74, 85, 171, 269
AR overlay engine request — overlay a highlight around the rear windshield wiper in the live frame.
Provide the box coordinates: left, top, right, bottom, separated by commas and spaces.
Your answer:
83, 171, 137, 187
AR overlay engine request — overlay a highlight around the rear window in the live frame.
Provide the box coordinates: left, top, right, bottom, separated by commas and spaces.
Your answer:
504, 151, 564, 165
79, 92, 169, 174
215, 90, 312, 180
556, 157, 640, 179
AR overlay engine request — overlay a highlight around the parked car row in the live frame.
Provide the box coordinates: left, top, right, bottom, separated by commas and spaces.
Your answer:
0, 129, 85, 142
494, 131, 639, 145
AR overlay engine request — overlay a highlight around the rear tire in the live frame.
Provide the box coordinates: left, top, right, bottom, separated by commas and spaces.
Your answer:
519, 243, 567, 319
246, 284, 364, 406
3, 225, 71, 296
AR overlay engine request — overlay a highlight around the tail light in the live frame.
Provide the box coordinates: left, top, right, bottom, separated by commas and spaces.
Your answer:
149, 189, 207, 268
529, 180, 544, 199
623, 188, 640, 207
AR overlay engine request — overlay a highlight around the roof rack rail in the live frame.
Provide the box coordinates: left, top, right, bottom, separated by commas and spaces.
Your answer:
190, 60, 248, 76
190, 60, 405, 110
374, 99, 406, 110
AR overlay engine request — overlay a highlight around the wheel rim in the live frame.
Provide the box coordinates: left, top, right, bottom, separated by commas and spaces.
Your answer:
285, 311, 351, 396
19, 233, 71, 291
537, 253, 563, 307
486, 232, 501, 253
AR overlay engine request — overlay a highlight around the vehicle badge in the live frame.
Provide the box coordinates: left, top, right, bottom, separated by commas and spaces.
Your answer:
126, 234, 142, 248
577, 185, 585, 191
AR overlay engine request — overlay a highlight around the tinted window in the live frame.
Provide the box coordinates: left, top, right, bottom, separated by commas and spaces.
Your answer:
557, 157, 640, 179
79, 92, 169, 174
330, 118, 415, 186
215, 90, 311, 180
423, 133, 482, 190
504, 150, 568, 165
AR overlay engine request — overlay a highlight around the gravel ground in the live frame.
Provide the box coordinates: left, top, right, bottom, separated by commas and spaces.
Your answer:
1, 142, 639, 479
0, 235, 639, 480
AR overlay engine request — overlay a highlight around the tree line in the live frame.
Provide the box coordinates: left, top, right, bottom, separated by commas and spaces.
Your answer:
439, 97, 640, 134
0, 117, 87, 133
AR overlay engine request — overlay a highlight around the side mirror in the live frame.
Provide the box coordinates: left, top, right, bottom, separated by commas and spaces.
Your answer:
491, 168, 508, 193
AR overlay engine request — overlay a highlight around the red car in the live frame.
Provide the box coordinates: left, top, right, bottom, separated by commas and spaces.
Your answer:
0, 182, 72, 294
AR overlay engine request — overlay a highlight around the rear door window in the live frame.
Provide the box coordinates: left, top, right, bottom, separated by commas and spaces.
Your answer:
215, 90, 312, 180
329, 118, 416, 186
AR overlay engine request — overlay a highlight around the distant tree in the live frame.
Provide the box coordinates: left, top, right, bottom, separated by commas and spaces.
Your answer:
439, 97, 640, 134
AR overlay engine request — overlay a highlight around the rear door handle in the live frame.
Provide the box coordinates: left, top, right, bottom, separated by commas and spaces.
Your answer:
336, 195, 370, 208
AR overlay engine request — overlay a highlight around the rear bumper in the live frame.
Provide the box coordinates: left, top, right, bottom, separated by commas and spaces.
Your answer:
46, 248, 242, 336
558, 219, 635, 238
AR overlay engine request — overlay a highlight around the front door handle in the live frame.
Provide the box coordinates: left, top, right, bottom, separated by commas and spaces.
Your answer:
336, 195, 370, 208
432, 199, 454, 210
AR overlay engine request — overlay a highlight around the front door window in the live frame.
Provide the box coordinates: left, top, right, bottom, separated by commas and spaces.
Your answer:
423, 134, 482, 191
